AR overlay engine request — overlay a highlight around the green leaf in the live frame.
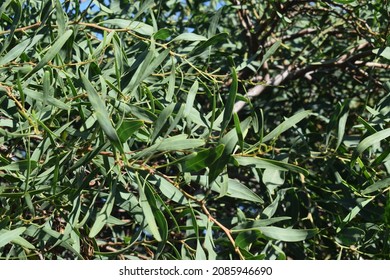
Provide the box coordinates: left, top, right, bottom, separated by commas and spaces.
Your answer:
235, 230, 263, 249
81, 72, 123, 153
182, 144, 225, 172
220, 67, 238, 134
55, 0, 67, 35
373, 47, 390, 60
89, 183, 116, 238
336, 103, 349, 150
259, 41, 281, 69
0, 0, 21, 56
171, 33, 207, 42
208, 8, 223, 37
332, 0, 356, 4
101, 19, 154, 36
184, 80, 198, 117
154, 28, 172, 40
24, 88, 70, 110
204, 219, 217, 260
262, 110, 311, 142
208, 117, 252, 184
0, 38, 30, 65
23, 29, 73, 80
233, 112, 244, 152
231, 217, 292, 232
151, 103, 176, 142
191, 33, 228, 55
224, 179, 264, 203
0, 160, 37, 172
10, 235, 35, 250
117, 120, 144, 143
362, 178, 390, 195
156, 135, 205, 151
153, 175, 189, 205
166, 58, 176, 102
0, 227, 26, 248
337, 198, 373, 232
259, 227, 317, 242
356, 128, 390, 155
336, 227, 365, 246
234, 156, 309, 175
137, 175, 162, 242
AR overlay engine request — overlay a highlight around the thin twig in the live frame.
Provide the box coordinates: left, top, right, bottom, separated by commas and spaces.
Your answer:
200, 201, 244, 260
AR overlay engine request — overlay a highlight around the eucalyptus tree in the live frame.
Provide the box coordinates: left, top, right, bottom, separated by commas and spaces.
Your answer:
0, 0, 389, 259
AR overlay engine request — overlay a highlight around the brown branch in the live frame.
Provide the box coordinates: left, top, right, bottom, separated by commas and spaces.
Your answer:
233, 42, 384, 113
200, 201, 245, 260
0, 21, 41, 36
231, 0, 257, 54
234, 65, 293, 113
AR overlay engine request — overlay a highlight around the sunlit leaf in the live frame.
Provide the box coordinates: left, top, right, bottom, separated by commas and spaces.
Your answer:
0, 227, 26, 248
259, 227, 318, 242
23, 30, 73, 80
81, 72, 123, 153
262, 110, 311, 142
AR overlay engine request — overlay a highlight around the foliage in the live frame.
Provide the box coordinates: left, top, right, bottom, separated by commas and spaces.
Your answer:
0, 0, 389, 260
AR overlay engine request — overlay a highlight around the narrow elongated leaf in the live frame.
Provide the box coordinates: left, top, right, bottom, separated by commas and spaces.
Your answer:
138, 176, 162, 242
235, 230, 263, 249
133, 0, 155, 20
0, 38, 30, 65
0, 0, 21, 55
23, 88, 70, 110
373, 47, 390, 60
362, 178, 390, 195
101, 19, 153, 35
356, 128, 390, 155
336, 227, 365, 246
204, 220, 217, 260
156, 135, 205, 151
220, 67, 238, 134
89, 184, 116, 238
151, 103, 176, 142
234, 156, 308, 175
259, 227, 317, 242
0, 227, 26, 248
166, 58, 176, 102
171, 33, 207, 42
55, 0, 66, 35
336, 104, 349, 150
337, 198, 373, 232
231, 217, 291, 232
191, 33, 228, 55
0, 160, 37, 171
233, 112, 244, 152
81, 72, 123, 153
259, 41, 282, 69
139, 49, 169, 82
154, 28, 172, 40
182, 144, 225, 172
10, 235, 35, 249
208, 117, 252, 183
208, 8, 223, 37
184, 80, 198, 117
262, 110, 311, 142
117, 120, 144, 143
225, 179, 264, 203
153, 175, 189, 205
23, 30, 73, 80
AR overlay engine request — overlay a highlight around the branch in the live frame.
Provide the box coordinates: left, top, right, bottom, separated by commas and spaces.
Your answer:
0, 21, 41, 36
234, 66, 293, 113
233, 43, 384, 113
200, 201, 245, 260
